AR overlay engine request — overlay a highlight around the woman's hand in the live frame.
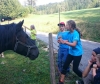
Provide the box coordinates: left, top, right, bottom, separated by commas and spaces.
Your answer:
93, 64, 97, 69
88, 60, 93, 66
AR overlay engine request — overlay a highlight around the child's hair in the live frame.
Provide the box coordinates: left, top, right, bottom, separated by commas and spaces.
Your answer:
30, 25, 35, 30
97, 54, 100, 62
67, 20, 82, 38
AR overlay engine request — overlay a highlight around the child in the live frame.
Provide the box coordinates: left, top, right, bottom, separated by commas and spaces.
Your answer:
58, 20, 83, 84
92, 54, 100, 84
30, 25, 36, 42
57, 22, 70, 74
23, 25, 37, 44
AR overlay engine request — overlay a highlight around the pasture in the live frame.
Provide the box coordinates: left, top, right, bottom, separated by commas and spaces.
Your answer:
0, 7, 100, 84
0, 39, 80, 84
2, 7, 100, 42
0, 40, 50, 84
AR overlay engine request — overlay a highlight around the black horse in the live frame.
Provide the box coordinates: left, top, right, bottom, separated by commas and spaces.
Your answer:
0, 20, 39, 60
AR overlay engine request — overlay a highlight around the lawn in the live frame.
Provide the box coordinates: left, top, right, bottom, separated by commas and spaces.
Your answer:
0, 40, 50, 84
0, 39, 81, 84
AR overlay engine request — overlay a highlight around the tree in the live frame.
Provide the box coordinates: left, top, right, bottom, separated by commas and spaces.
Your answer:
0, 0, 22, 18
0, 0, 30, 19
27, 0, 36, 7
24, 0, 37, 14
35, 0, 100, 15
18, 7, 29, 17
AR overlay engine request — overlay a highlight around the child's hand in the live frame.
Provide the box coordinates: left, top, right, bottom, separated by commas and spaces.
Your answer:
57, 39, 60, 43
60, 39, 65, 44
59, 39, 68, 44
58, 38, 62, 43
93, 64, 97, 69
57, 38, 62, 43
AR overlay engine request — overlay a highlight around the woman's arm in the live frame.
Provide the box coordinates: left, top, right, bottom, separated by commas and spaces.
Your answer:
64, 41, 77, 47
92, 68, 97, 77
92, 64, 97, 77
82, 60, 92, 78
59, 39, 77, 47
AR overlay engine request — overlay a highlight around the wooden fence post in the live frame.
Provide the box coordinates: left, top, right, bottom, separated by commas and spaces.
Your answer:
59, 8, 60, 23
49, 33, 56, 84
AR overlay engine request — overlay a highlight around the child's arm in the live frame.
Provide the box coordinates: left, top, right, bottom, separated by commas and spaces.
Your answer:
82, 60, 93, 78
92, 64, 97, 77
31, 32, 36, 35
57, 33, 61, 43
23, 25, 30, 30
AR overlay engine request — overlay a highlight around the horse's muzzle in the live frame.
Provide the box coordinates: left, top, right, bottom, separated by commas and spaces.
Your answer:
29, 49, 39, 60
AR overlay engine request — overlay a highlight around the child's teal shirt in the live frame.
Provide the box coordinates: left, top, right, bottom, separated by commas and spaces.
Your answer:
57, 31, 69, 49
67, 30, 83, 56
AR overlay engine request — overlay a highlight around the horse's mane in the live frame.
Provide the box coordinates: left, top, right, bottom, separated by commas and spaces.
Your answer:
0, 23, 16, 51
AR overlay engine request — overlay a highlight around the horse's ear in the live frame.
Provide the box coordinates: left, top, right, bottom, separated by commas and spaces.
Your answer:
16, 20, 24, 32
21, 20, 24, 24
19, 20, 24, 26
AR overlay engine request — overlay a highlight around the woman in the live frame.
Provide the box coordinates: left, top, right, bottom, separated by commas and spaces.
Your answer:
92, 54, 100, 84
58, 20, 83, 84
82, 47, 100, 84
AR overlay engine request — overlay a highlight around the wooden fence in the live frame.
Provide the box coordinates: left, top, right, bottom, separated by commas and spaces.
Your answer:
48, 33, 57, 84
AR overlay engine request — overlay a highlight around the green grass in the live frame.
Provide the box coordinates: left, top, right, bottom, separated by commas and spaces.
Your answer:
0, 40, 50, 84
0, 40, 81, 84
54, 54, 80, 84
1, 7, 100, 42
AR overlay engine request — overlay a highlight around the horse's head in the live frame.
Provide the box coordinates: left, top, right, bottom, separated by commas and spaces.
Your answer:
14, 20, 39, 60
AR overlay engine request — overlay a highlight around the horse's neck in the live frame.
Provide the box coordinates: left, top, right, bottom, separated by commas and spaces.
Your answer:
0, 26, 15, 53
0, 40, 13, 53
